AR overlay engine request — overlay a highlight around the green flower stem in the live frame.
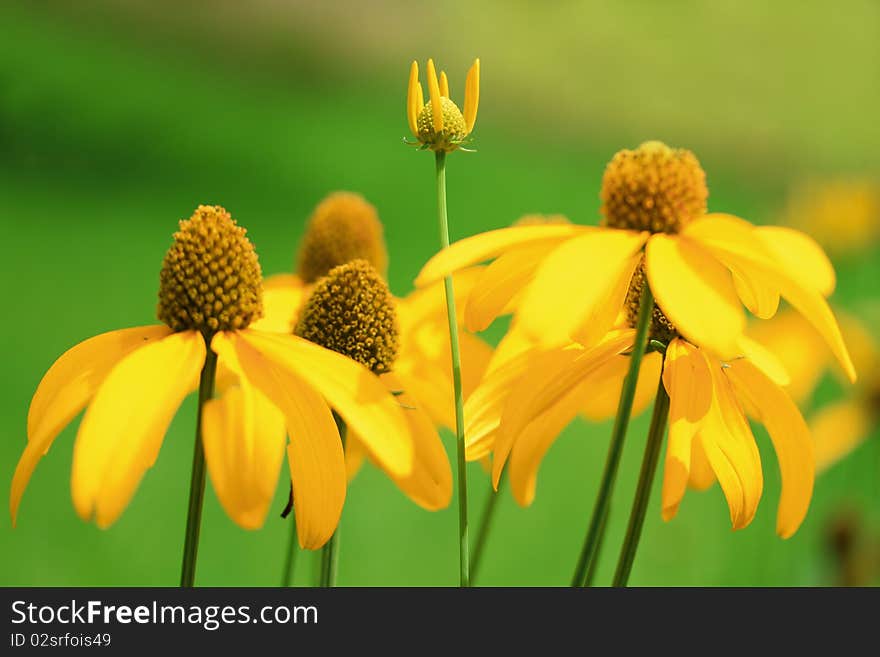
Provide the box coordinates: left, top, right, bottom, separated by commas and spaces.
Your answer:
179, 346, 218, 588
571, 283, 654, 587
281, 514, 298, 587
612, 377, 670, 587
470, 470, 506, 584
582, 502, 611, 587
436, 150, 470, 587
319, 413, 347, 588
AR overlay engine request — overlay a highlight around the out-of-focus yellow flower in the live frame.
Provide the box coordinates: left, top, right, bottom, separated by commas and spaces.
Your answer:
415, 141, 857, 385
10, 206, 413, 550
406, 58, 479, 152
781, 178, 880, 255
752, 308, 879, 473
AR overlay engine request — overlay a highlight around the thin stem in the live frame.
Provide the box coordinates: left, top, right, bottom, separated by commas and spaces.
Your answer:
320, 413, 347, 588
470, 470, 507, 584
435, 149, 470, 587
280, 514, 298, 587
571, 283, 654, 587
612, 377, 670, 587
179, 346, 218, 588
583, 502, 611, 587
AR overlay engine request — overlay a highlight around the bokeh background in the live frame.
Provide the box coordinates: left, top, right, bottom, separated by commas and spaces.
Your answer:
2, 0, 878, 586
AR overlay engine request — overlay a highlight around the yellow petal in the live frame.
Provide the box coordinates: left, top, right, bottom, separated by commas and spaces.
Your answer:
426, 59, 443, 132
508, 376, 593, 506
202, 383, 287, 530
212, 332, 345, 549
660, 339, 713, 521
71, 331, 205, 527
400, 266, 485, 329
465, 239, 567, 332
407, 60, 420, 136
378, 373, 453, 511
736, 335, 790, 387
11, 325, 173, 526
252, 274, 306, 333
757, 226, 836, 296
688, 434, 716, 490
236, 329, 413, 477
414, 224, 583, 288
570, 253, 642, 348
726, 359, 815, 538
581, 351, 661, 421
809, 400, 872, 474
344, 433, 367, 482
646, 234, 745, 359
517, 230, 648, 347
732, 268, 780, 319
439, 70, 449, 98
463, 58, 480, 133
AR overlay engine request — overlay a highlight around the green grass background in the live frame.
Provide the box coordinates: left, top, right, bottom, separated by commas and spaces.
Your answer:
1, 1, 878, 586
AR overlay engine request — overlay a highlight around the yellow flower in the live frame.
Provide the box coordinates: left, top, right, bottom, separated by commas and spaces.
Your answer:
415, 141, 857, 385
781, 178, 880, 256
407, 58, 480, 152
750, 308, 879, 473
10, 205, 413, 550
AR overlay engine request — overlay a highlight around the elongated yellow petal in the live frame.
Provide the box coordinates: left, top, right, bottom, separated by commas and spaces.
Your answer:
439, 70, 449, 98
202, 383, 287, 530
416, 82, 424, 114
757, 226, 835, 296
463, 58, 480, 133
378, 373, 452, 510
465, 239, 566, 332
426, 59, 443, 132
646, 235, 745, 359
72, 331, 204, 527
726, 359, 814, 538
344, 433, 367, 481
494, 331, 634, 485
688, 434, 716, 490
11, 325, 172, 526
252, 274, 307, 333
809, 400, 871, 473
570, 252, 641, 348
415, 224, 582, 288
685, 218, 855, 381
407, 60, 420, 136
581, 351, 661, 421
737, 335, 790, 386
509, 375, 593, 506
212, 332, 345, 549
660, 339, 713, 521
732, 268, 780, 319
400, 266, 486, 329
517, 229, 648, 347
237, 329, 413, 476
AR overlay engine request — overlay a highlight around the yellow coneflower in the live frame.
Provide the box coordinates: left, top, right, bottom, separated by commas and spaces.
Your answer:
781, 178, 880, 256
407, 58, 479, 153
405, 56, 483, 586
415, 141, 856, 384
10, 205, 413, 586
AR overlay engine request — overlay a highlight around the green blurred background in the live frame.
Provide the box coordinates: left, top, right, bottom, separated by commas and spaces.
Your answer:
2, 0, 878, 586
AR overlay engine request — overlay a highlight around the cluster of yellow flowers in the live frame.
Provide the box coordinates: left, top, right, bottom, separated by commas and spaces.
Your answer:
11, 57, 874, 587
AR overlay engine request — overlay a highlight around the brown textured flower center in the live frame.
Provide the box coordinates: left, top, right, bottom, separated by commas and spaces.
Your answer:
624, 261, 677, 345
601, 141, 708, 234
157, 205, 263, 335
295, 259, 399, 373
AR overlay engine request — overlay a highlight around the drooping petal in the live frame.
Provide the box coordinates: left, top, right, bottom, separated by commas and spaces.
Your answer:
212, 332, 345, 549
808, 400, 872, 474
11, 325, 173, 526
252, 274, 307, 333
414, 224, 583, 288
646, 234, 745, 359
517, 230, 648, 347
426, 59, 443, 132
757, 226, 836, 296
732, 269, 780, 319
71, 331, 205, 528
581, 351, 662, 421
508, 376, 594, 506
344, 434, 367, 482
660, 339, 713, 521
570, 253, 642, 348
400, 266, 486, 329
736, 335, 790, 387
463, 58, 480, 133
726, 359, 815, 538
202, 383, 287, 530
407, 60, 420, 136
236, 329, 413, 477
465, 239, 568, 332
688, 434, 716, 490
